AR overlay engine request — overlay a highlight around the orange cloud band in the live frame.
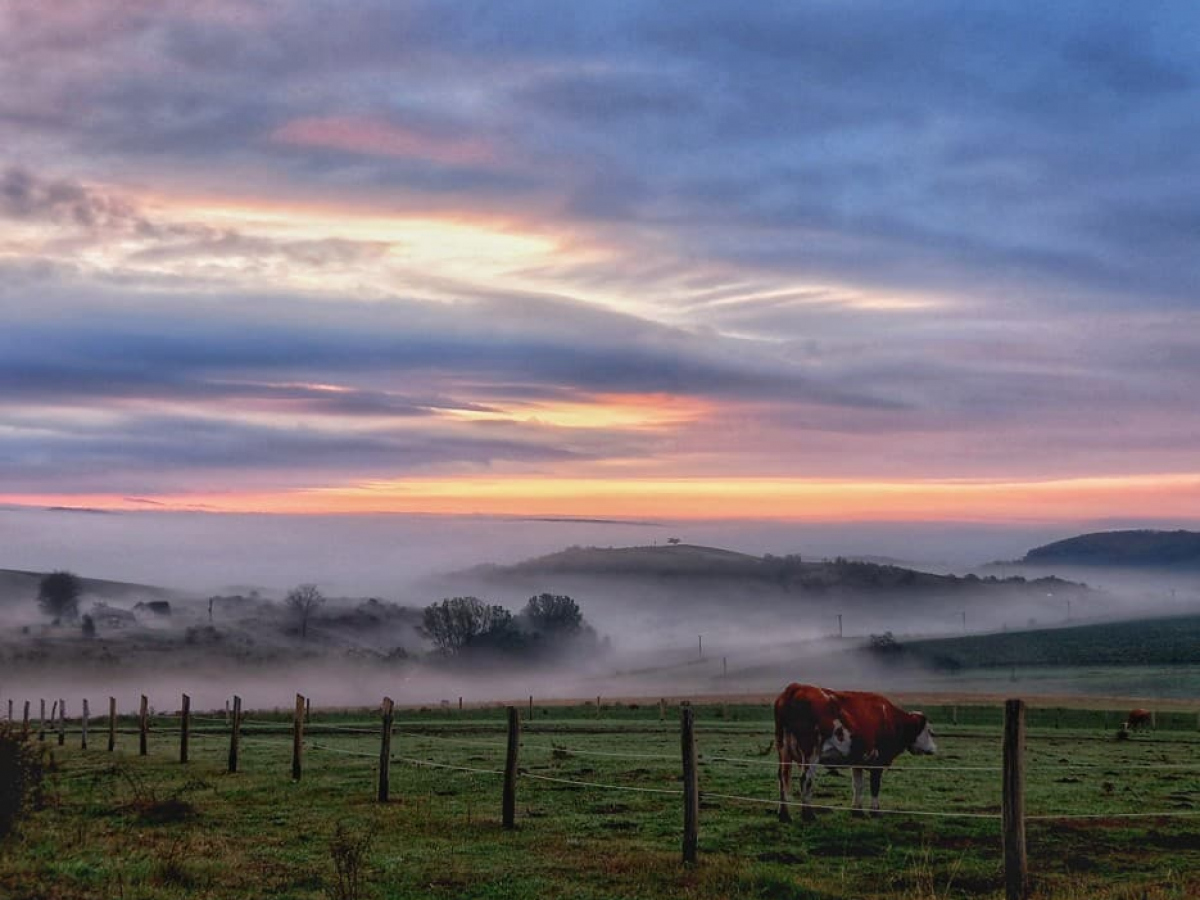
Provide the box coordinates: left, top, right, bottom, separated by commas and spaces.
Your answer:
7, 472, 1200, 522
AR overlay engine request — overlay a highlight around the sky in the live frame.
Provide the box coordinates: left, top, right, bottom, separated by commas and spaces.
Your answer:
3, 1, 1200, 524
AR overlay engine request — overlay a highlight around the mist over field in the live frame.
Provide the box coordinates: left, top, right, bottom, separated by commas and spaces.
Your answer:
3, 507, 1199, 711
0, 506, 1142, 596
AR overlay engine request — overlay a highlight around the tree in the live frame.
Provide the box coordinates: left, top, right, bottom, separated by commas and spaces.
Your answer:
522, 593, 583, 636
421, 597, 518, 655
285, 584, 325, 641
37, 571, 81, 622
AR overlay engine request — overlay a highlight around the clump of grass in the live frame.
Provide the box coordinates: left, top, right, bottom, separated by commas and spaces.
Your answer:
108, 764, 209, 824
327, 822, 374, 900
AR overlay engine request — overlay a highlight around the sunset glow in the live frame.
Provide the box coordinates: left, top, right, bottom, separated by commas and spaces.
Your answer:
1, 2, 1198, 528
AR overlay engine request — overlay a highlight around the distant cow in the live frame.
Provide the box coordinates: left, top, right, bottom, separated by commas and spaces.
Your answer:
1123, 708, 1152, 732
831, 690, 937, 816
773, 683, 854, 822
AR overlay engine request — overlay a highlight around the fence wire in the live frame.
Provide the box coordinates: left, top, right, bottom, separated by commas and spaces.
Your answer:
35, 704, 1200, 827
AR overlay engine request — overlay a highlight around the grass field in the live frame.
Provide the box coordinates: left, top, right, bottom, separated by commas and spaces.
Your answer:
899, 616, 1200, 670
3, 700, 1199, 899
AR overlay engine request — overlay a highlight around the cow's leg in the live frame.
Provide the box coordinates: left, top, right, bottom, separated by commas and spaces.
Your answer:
869, 768, 884, 817
851, 767, 865, 817
777, 737, 793, 823
799, 748, 819, 822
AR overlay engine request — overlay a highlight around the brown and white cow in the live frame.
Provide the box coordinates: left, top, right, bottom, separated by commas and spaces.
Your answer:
773, 683, 854, 822
1123, 708, 1152, 732
831, 690, 937, 816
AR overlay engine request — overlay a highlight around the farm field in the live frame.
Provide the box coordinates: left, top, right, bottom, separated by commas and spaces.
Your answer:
3, 700, 1199, 900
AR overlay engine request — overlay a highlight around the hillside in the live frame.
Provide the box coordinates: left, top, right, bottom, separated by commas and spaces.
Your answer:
883, 614, 1200, 669
1023, 529, 1200, 567
468, 543, 1081, 596
0, 567, 178, 606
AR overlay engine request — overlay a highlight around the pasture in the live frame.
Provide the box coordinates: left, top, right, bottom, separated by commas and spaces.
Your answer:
2, 699, 1198, 899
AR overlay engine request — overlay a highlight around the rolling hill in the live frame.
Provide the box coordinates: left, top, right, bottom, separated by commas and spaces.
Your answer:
0, 568, 178, 607
465, 543, 1083, 596
1022, 529, 1200, 567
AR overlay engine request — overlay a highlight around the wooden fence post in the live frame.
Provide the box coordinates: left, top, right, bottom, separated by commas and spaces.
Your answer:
503, 706, 520, 829
458, 696, 463, 712
58, 699, 66, 746
6, 699, 10, 721
39, 699, 45, 741
293, 693, 305, 781
108, 697, 116, 751
378, 697, 394, 803
228, 695, 242, 773
681, 704, 699, 864
22, 700, 30, 736
180, 694, 190, 764
139, 695, 149, 756
528, 695, 533, 721
81, 699, 89, 750
1003, 698, 1028, 900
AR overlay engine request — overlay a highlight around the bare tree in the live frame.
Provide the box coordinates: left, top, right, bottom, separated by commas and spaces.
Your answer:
286, 584, 325, 641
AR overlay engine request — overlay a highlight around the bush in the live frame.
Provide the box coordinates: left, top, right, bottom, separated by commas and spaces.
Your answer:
868, 632, 903, 654
38, 570, 82, 621
0, 725, 49, 839
327, 822, 373, 900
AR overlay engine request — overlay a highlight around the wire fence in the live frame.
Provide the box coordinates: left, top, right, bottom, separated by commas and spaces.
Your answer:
10, 695, 1200, 853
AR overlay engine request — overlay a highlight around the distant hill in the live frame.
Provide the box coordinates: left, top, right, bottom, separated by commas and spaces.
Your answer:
465, 543, 1081, 596
1023, 530, 1200, 567
886, 614, 1200, 669
0, 568, 177, 606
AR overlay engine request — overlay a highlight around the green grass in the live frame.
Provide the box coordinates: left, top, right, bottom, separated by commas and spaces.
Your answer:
899, 615, 1200, 669
3, 702, 1198, 899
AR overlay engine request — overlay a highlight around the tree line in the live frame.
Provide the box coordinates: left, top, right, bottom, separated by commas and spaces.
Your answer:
31, 572, 597, 660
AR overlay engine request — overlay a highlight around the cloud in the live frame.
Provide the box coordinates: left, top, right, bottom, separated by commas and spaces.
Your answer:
271, 116, 494, 165
2, 2, 1200, 508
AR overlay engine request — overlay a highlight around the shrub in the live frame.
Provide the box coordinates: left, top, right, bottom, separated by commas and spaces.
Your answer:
0, 725, 49, 839
327, 822, 373, 900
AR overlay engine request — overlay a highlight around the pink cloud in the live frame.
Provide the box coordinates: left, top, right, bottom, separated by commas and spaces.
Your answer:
271, 116, 494, 166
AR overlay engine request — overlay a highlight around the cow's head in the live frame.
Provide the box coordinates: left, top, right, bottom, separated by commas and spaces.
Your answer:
820, 717, 853, 760
907, 712, 937, 755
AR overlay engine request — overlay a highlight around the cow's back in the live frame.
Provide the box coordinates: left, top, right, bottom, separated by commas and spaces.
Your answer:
774, 683, 839, 742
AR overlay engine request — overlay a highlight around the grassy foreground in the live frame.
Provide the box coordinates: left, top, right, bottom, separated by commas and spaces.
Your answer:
2, 701, 1198, 899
